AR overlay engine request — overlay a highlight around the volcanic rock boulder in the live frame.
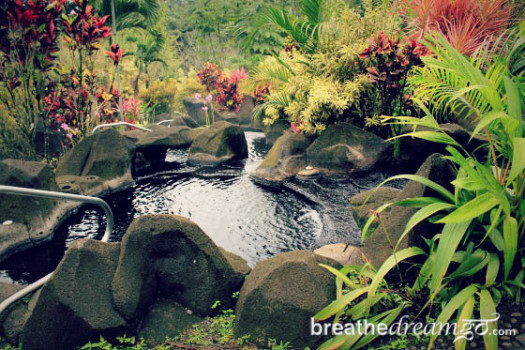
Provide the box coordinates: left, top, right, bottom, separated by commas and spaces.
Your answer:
187, 121, 248, 166
111, 214, 249, 320
264, 119, 290, 145
350, 187, 401, 228
138, 299, 202, 347
123, 124, 199, 172
0, 283, 31, 345
21, 239, 130, 350
221, 96, 256, 128
182, 97, 222, 126
0, 159, 68, 259
123, 125, 197, 150
251, 132, 312, 182
354, 153, 456, 268
397, 123, 487, 172
55, 128, 136, 195
306, 123, 391, 174
234, 251, 339, 348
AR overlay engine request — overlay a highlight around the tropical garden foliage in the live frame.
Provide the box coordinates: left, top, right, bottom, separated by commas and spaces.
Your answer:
0, 0, 523, 348
315, 19, 525, 350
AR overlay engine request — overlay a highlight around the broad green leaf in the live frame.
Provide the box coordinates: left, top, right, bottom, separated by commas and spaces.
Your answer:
479, 288, 498, 350
437, 192, 498, 224
504, 77, 522, 121
455, 295, 475, 350
430, 221, 472, 293
319, 264, 358, 290
394, 202, 455, 251
479, 207, 502, 246
489, 228, 505, 251
373, 174, 455, 203
314, 287, 368, 321
470, 111, 507, 140
447, 249, 489, 279
346, 293, 386, 320
361, 202, 394, 242
451, 177, 486, 192
485, 253, 499, 287
394, 197, 447, 207
368, 247, 426, 302
353, 305, 405, 349
389, 131, 461, 147
429, 284, 479, 346
503, 216, 518, 280
507, 138, 525, 184
475, 160, 511, 215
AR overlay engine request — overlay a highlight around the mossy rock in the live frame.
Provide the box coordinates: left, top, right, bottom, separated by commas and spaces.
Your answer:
112, 214, 248, 320
187, 121, 248, 166
361, 153, 456, 268
234, 250, 339, 348
56, 128, 136, 181
251, 132, 312, 182
138, 299, 202, 347
21, 239, 130, 350
306, 123, 391, 174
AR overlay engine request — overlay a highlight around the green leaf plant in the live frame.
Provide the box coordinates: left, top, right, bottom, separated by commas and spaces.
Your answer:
315, 27, 524, 350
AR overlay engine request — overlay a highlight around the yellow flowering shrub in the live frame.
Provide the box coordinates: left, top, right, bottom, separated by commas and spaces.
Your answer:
251, 0, 401, 135
139, 78, 178, 113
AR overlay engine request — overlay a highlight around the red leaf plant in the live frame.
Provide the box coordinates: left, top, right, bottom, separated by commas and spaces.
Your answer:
396, 0, 513, 56
197, 63, 247, 112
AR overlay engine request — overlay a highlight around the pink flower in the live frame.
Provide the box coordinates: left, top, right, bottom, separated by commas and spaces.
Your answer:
205, 94, 213, 102
195, 93, 202, 100
290, 119, 301, 134
66, 133, 73, 139
60, 123, 70, 131
201, 106, 209, 111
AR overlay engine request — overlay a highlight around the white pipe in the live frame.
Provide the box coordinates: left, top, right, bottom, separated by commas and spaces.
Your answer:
92, 122, 152, 134
0, 185, 114, 316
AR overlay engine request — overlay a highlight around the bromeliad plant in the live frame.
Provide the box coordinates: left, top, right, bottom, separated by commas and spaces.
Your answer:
315, 30, 524, 350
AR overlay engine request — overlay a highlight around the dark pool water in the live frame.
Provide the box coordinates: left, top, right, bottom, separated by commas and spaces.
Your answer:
0, 131, 403, 285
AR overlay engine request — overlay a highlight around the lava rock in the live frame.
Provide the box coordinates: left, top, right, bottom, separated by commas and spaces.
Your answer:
264, 120, 290, 145
220, 96, 256, 128
182, 97, 222, 126
251, 132, 312, 182
0, 159, 67, 259
56, 128, 136, 181
123, 125, 196, 150
350, 187, 401, 228
306, 123, 391, 174
314, 243, 363, 266
123, 125, 199, 172
138, 298, 202, 347
187, 121, 248, 166
21, 239, 130, 350
397, 123, 487, 172
0, 283, 29, 345
112, 214, 248, 319
234, 250, 339, 348
360, 153, 456, 268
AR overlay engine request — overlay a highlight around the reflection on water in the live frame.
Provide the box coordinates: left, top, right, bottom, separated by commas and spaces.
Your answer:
0, 132, 323, 284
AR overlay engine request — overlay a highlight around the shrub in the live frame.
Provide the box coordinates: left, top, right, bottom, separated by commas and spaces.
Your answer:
316, 31, 524, 350
138, 78, 178, 114
250, 0, 407, 135
400, 0, 513, 56
197, 63, 247, 112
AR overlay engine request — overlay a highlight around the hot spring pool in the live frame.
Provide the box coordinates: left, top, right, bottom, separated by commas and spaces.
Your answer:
0, 131, 399, 284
